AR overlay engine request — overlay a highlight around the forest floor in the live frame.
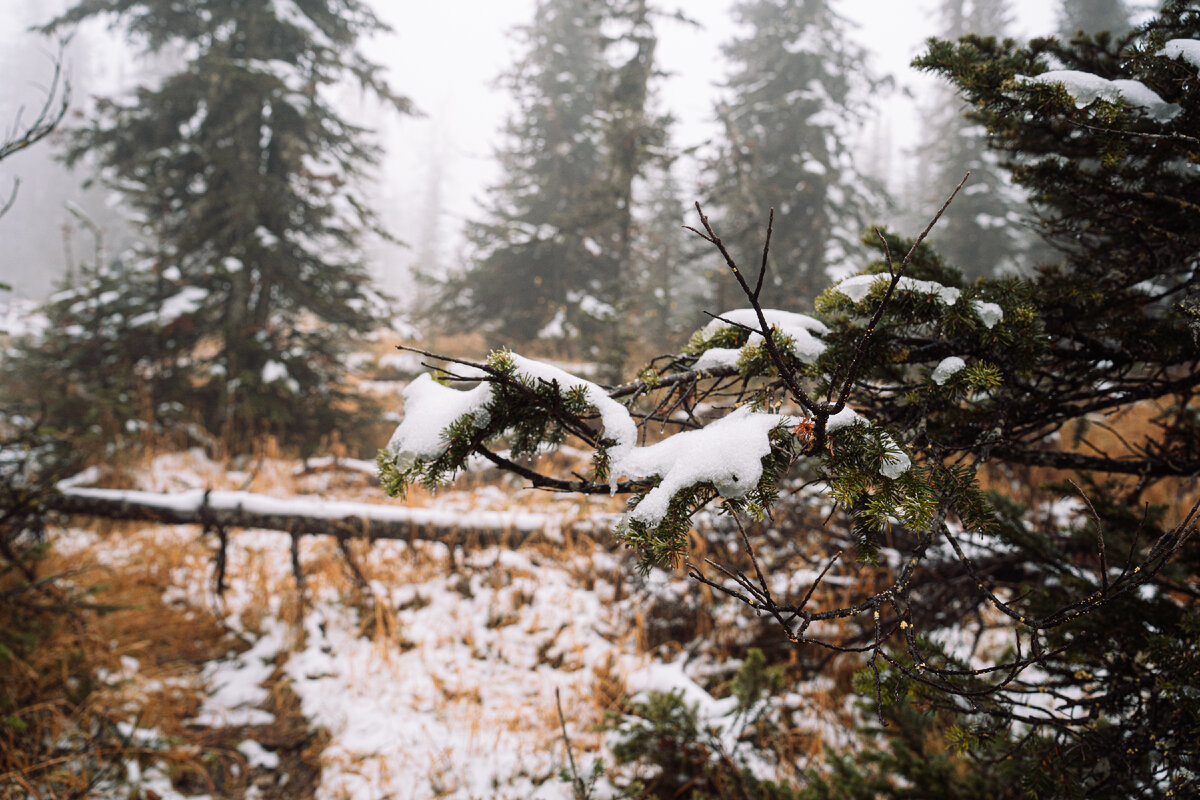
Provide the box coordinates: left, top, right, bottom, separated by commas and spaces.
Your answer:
26, 433, 861, 799
11, 336, 1192, 800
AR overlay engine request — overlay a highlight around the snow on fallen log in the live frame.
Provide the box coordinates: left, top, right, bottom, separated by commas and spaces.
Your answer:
47, 486, 575, 547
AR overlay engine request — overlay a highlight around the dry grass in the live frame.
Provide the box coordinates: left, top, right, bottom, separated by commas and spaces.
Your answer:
0, 519, 326, 799
30, 392, 1192, 797
977, 399, 1200, 531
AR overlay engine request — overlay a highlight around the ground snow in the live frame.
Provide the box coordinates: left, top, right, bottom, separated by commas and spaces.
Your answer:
191, 619, 287, 727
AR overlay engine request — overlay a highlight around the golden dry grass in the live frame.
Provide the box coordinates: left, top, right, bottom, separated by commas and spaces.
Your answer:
0, 516, 326, 799
976, 398, 1200, 531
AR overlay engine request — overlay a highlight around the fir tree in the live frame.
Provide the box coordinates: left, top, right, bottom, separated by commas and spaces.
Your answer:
630, 161, 699, 344
5, 259, 203, 451
450, 0, 672, 368
35, 0, 412, 451
704, 0, 885, 309
1058, 0, 1132, 40
910, 0, 1037, 279
377, 3, 1200, 796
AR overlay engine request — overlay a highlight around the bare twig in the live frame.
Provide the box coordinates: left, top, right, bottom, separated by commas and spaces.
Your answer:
556, 688, 589, 800
823, 172, 971, 421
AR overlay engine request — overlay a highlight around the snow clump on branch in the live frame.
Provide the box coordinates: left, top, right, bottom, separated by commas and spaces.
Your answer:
1019, 70, 1181, 122
833, 274, 962, 306
384, 349, 913, 530
692, 308, 828, 371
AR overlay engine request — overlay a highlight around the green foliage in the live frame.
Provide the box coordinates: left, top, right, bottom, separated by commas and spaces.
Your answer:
606, 650, 800, 800
448, 0, 674, 368
378, 4, 1200, 797
822, 424, 941, 562
3, 261, 200, 452
31, 0, 412, 452
379, 349, 612, 497
908, 0, 1045, 279
800, 679, 1029, 800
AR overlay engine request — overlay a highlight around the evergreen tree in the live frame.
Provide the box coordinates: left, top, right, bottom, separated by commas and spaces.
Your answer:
35, 0, 411, 451
5, 259, 203, 451
450, 0, 671, 368
378, 2, 1200, 796
1058, 0, 1132, 40
630, 161, 699, 345
704, 0, 885, 309
911, 0, 1037, 279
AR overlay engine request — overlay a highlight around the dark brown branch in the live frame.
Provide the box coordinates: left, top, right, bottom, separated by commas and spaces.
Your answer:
0, 46, 70, 163
686, 203, 822, 415
472, 445, 651, 495
990, 445, 1200, 478
823, 172, 971, 420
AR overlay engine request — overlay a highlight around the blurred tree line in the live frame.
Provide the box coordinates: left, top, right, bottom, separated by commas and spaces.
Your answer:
3, 0, 413, 455
435, 0, 1065, 370
2, 0, 1095, 454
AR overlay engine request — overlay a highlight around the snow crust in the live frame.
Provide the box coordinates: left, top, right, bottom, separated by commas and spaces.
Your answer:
1023, 70, 1181, 121
387, 373, 494, 464
878, 435, 911, 480
691, 347, 742, 371
699, 308, 829, 364
508, 353, 638, 456
826, 406, 866, 432
931, 356, 967, 386
833, 274, 961, 306
971, 300, 1003, 329
1160, 39, 1200, 74
621, 407, 790, 525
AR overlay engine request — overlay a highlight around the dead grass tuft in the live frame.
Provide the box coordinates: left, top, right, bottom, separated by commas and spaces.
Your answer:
0, 519, 328, 799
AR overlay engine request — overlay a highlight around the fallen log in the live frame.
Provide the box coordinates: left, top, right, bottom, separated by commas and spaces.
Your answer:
46, 486, 590, 547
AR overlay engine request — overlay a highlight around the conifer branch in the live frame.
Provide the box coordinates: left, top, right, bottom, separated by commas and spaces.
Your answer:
685, 202, 821, 416
473, 445, 649, 495
823, 172, 970, 420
